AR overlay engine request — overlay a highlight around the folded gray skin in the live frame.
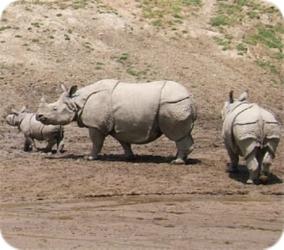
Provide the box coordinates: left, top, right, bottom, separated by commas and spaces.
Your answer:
37, 79, 197, 164
6, 107, 64, 153
222, 91, 280, 184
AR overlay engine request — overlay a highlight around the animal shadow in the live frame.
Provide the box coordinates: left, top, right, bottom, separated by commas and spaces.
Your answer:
228, 164, 283, 185
45, 152, 201, 165
98, 154, 201, 165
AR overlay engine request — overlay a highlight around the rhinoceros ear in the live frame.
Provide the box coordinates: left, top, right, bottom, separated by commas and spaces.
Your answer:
40, 96, 46, 104
61, 83, 68, 93
239, 90, 248, 102
11, 108, 19, 115
20, 106, 27, 113
229, 90, 234, 103
68, 85, 77, 97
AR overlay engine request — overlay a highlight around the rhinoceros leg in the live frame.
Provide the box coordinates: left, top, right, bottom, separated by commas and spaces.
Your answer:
56, 138, 64, 153
246, 152, 259, 184
24, 136, 33, 152
225, 144, 239, 173
87, 128, 105, 160
171, 135, 193, 164
258, 151, 273, 184
45, 139, 57, 153
118, 141, 134, 160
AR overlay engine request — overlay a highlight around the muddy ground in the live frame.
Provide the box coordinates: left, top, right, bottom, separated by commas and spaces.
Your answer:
0, 0, 284, 249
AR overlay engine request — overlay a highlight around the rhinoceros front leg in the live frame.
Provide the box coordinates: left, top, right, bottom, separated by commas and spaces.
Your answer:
24, 136, 33, 152
171, 135, 193, 164
118, 141, 134, 160
246, 152, 259, 184
87, 128, 105, 160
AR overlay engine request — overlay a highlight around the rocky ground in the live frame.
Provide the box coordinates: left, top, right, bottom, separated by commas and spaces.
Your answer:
0, 0, 283, 249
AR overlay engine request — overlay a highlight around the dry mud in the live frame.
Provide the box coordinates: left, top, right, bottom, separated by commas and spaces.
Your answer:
0, 0, 283, 249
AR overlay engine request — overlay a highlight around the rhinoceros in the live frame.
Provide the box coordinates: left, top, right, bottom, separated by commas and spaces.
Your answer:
36, 79, 197, 164
6, 106, 64, 153
222, 91, 281, 184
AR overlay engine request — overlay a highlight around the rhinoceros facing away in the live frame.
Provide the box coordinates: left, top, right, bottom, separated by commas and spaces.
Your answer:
36, 79, 197, 164
6, 106, 64, 153
222, 91, 281, 184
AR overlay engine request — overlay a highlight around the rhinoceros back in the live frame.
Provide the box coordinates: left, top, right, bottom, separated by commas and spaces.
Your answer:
232, 104, 280, 157
112, 81, 165, 143
20, 113, 62, 140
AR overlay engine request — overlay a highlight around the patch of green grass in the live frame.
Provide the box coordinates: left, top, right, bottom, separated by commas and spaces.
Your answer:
0, 26, 11, 32
64, 34, 70, 40
245, 25, 283, 51
214, 35, 232, 50
210, 15, 230, 27
31, 22, 41, 28
73, 0, 89, 9
256, 59, 278, 74
236, 43, 247, 55
141, 0, 202, 28
117, 53, 129, 63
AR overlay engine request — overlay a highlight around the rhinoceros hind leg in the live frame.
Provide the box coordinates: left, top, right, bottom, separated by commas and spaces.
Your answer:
261, 151, 272, 176
118, 141, 134, 160
57, 139, 65, 153
171, 135, 193, 164
87, 128, 105, 160
46, 139, 57, 153
246, 152, 259, 184
225, 144, 239, 172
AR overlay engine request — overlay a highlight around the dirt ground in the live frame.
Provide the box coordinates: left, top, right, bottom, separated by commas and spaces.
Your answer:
0, 1, 284, 249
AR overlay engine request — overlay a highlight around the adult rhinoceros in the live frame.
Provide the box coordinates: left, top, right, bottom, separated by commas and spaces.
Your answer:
222, 91, 280, 184
36, 79, 197, 164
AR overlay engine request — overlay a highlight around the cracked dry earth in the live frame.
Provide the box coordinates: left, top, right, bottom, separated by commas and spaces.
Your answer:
0, 0, 284, 249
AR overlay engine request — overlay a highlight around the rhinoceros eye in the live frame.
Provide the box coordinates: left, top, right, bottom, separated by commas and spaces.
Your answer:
53, 106, 58, 111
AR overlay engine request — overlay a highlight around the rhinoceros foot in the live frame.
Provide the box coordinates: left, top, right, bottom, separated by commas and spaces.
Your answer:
171, 158, 186, 165
259, 175, 269, 185
85, 155, 99, 161
226, 164, 239, 173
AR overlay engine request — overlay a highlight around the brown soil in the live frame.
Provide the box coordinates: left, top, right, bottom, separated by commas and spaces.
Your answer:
0, 1, 283, 249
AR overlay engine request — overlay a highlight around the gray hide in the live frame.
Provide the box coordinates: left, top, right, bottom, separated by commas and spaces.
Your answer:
6, 109, 64, 152
38, 79, 197, 163
222, 91, 280, 184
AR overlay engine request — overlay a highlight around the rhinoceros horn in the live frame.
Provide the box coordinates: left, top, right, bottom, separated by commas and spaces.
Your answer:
229, 90, 234, 103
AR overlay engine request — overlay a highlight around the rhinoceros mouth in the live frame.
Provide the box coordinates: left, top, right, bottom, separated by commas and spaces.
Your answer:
36, 114, 48, 123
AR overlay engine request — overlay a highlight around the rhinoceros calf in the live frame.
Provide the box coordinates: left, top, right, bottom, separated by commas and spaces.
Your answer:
222, 91, 281, 184
36, 79, 197, 164
6, 107, 64, 153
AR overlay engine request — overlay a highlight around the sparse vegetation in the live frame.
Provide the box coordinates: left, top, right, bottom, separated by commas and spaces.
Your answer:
211, 0, 283, 81
140, 0, 202, 28
236, 43, 247, 55
245, 25, 283, 51
256, 59, 278, 74
0, 26, 12, 32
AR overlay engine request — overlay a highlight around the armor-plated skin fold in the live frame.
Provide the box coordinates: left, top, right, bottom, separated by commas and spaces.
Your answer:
221, 91, 280, 184
6, 107, 64, 153
36, 79, 197, 164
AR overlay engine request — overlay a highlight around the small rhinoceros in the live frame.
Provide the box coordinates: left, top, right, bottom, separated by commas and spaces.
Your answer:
36, 79, 197, 164
6, 106, 64, 153
222, 91, 281, 184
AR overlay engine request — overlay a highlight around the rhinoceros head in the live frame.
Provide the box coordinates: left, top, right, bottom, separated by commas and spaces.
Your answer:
221, 90, 248, 120
6, 106, 28, 127
36, 84, 78, 125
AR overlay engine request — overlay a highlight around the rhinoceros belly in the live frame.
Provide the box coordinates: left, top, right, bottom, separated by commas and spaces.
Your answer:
111, 81, 165, 144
